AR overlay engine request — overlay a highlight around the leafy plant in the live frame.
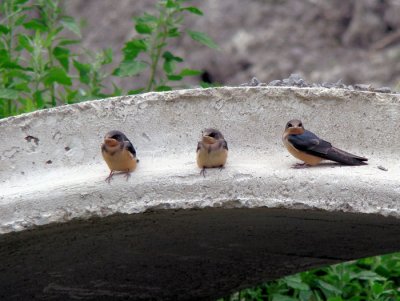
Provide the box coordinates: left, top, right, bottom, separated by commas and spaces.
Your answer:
218, 253, 400, 301
113, 0, 218, 93
0, 0, 218, 119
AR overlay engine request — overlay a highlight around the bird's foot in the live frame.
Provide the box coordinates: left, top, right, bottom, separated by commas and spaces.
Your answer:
218, 165, 224, 171
200, 167, 206, 178
291, 162, 309, 169
105, 170, 115, 183
124, 170, 131, 181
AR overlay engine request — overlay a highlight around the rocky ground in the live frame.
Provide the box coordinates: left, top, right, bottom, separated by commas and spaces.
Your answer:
64, 0, 400, 90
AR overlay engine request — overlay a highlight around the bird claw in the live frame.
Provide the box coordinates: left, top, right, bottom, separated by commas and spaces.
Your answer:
200, 168, 206, 177
105, 170, 115, 183
124, 171, 131, 181
291, 163, 309, 169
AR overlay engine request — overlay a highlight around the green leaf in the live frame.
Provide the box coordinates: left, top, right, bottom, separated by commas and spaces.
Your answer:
33, 91, 44, 108
44, 67, 72, 86
73, 60, 91, 84
283, 275, 310, 291
128, 88, 145, 95
0, 88, 19, 99
179, 68, 201, 76
135, 23, 153, 34
272, 294, 297, 301
163, 60, 175, 74
134, 13, 158, 24
155, 85, 172, 92
167, 27, 180, 38
162, 51, 183, 62
0, 25, 10, 34
122, 39, 147, 60
102, 48, 113, 65
113, 61, 148, 77
316, 280, 342, 295
53, 47, 70, 71
166, 0, 177, 8
17, 34, 33, 52
15, 14, 27, 26
60, 16, 81, 37
181, 7, 203, 15
327, 297, 344, 301
58, 39, 81, 46
23, 19, 47, 31
167, 74, 183, 81
187, 30, 219, 49
352, 270, 386, 281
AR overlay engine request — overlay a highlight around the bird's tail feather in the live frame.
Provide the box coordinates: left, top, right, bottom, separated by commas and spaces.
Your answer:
324, 147, 368, 165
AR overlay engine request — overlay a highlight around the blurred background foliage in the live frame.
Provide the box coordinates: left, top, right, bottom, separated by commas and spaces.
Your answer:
1, 1, 400, 300
0, 0, 216, 118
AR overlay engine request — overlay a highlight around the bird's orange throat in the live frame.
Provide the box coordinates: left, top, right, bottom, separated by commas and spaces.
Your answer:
286, 128, 304, 135
202, 136, 217, 144
104, 138, 119, 147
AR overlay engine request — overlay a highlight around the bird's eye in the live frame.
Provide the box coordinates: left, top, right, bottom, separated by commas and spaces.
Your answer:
112, 135, 120, 140
298, 123, 302, 127
208, 132, 216, 138
287, 123, 293, 128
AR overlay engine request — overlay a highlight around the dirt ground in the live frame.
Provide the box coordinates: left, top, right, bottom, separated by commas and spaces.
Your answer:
64, 0, 400, 90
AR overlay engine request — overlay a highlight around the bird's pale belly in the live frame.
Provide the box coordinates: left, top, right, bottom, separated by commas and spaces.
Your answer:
102, 150, 137, 171
197, 149, 228, 168
282, 137, 322, 166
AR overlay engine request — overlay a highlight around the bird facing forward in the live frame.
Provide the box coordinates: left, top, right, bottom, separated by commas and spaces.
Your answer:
196, 128, 228, 177
282, 119, 367, 168
101, 130, 139, 182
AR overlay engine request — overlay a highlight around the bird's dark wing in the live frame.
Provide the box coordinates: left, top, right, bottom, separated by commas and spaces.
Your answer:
288, 130, 367, 165
288, 130, 332, 155
124, 140, 137, 157
220, 139, 228, 151
196, 142, 202, 152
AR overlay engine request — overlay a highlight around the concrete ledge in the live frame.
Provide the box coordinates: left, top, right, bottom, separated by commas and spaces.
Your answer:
1, 87, 399, 232
0, 87, 399, 299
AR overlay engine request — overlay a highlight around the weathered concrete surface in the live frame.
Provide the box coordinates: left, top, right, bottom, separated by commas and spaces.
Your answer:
0, 87, 399, 300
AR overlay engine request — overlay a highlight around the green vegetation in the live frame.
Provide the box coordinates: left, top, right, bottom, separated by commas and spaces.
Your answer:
0, 0, 217, 118
218, 253, 400, 301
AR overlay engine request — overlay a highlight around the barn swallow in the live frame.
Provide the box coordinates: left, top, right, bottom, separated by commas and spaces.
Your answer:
282, 119, 368, 168
101, 130, 139, 183
196, 128, 228, 177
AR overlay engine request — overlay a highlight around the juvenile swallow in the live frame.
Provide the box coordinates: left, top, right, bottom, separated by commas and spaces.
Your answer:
282, 119, 367, 167
101, 130, 139, 183
196, 128, 228, 177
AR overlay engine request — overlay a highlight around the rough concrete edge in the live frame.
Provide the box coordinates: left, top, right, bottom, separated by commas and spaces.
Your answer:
0, 86, 398, 127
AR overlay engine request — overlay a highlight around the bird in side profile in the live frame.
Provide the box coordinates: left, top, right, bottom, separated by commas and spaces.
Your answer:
282, 119, 368, 168
101, 130, 139, 183
196, 128, 228, 177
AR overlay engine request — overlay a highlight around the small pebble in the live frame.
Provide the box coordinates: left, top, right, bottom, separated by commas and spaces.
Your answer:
377, 165, 388, 171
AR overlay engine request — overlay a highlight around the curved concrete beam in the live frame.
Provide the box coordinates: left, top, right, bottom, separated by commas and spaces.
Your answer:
0, 87, 399, 299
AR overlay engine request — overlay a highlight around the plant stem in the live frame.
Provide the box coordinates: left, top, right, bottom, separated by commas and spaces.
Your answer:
146, 6, 169, 92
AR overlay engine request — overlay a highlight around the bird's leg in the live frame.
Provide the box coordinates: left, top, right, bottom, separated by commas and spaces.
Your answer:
291, 162, 309, 169
123, 169, 131, 181
105, 170, 115, 183
200, 167, 206, 177
218, 165, 224, 171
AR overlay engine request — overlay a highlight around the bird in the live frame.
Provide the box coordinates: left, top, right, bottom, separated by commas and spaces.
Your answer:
282, 119, 368, 168
101, 130, 139, 182
196, 128, 228, 177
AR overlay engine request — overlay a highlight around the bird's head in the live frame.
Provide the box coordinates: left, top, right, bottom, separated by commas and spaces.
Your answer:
104, 130, 125, 148
201, 128, 224, 144
285, 119, 305, 135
